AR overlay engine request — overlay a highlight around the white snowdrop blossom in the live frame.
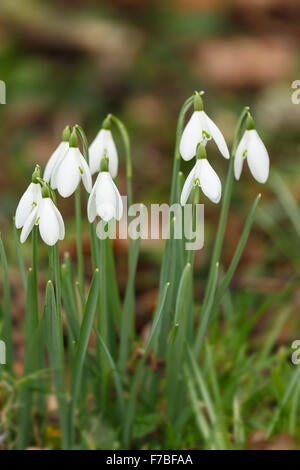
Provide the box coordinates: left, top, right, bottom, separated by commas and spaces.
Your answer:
51, 130, 92, 198
89, 127, 118, 178
234, 128, 269, 184
180, 158, 222, 205
19, 190, 65, 246
15, 182, 42, 229
180, 93, 229, 161
88, 160, 123, 223
43, 126, 71, 185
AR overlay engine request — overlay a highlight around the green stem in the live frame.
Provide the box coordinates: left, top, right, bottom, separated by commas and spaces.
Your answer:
110, 114, 133, 266
201, 106, 249, 321
74, 124, 90, 297
0, 235, 13, 375
51, 244, 69, 448
170, 95, 194, 205
75, 186, 84, 295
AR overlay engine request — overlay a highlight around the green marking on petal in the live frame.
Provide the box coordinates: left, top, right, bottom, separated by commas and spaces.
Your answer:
36, 217, 40, 224
78, 166, 83, 175
32, 201, 37, 207
202, 130, 211, 140
194, 177, 200, 186
242, 149, 247, 158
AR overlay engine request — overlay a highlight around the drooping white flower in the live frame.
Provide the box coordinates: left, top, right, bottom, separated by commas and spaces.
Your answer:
234, 120, 269, 184
89, 119, 118, 178
51, 129, 92, 198
180, 92, 229, 161
87, 158, 123, 223
15, 182, 42, 229
15, 165, 42, 229
43, 126, 71, 184
20, 193, 65, 246
180, 144, 222, 205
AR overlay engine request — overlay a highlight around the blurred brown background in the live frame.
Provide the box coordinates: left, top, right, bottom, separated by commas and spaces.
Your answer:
1, 0, 300, 331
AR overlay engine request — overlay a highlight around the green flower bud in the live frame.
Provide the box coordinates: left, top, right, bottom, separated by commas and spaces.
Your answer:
100, 155, 109, 172
193, 91, 204, 112
69, 128, 79, 148
32, 164, 42, 183
196, 142, 207, 160
62, 125, 72, 142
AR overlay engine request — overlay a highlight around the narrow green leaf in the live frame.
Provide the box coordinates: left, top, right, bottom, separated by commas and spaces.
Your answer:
0, 235, 13, 374
122, 282, 169, 448
70, 269, 99, 447
44, 280, 69, 449
13, 219, 26, 289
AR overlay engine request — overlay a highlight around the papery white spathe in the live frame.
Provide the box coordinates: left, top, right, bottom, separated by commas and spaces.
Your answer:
15, 182, 42, 229
88, 171, 123, 223
51, 147, 92, 198
44, 141, 69, 185
20, 197, 65, 246
180, 159, 222, 205
234, 129, 269, 184
180, 111, 229, 161
89, 129, 118, 178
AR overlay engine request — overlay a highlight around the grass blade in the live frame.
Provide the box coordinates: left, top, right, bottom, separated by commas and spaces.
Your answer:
0, 235, 13, 374
70, 268, 99, 447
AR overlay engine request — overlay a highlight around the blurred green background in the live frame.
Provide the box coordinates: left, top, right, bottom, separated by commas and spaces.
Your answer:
1, 0, 300, 374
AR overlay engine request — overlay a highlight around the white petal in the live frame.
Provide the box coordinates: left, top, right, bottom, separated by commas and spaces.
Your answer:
52, 204, 65, 240
234, 131, 248, 180
202, 112, 230, 159
198, 159, 222, 203
78, 152, 92, 193
95, 172, 117, 221
15, 183, 41, 229
246, 130, 270, 184
180, 164, 196, 206
55, 147, 81, 198
89, 129, 118, 177
38, 198, 60, 246
87, 174, 101, 223
111, 180, 123, 221
179, 112, 204, 161
20, 206, 38, 243
44, 141, 69, 183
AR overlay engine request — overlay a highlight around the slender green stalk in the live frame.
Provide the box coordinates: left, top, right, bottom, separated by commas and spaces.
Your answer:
16, 268, 38, 449
110, 115, 133, 208
166, 263, 192, 426
110, 114, 133, 266
75, 186, 84, 294
194, 262, 219, 355
170, 95, 194, 205
0, 235, 13, 374
44, 279, 69, 449
118, 236, 141, 375
13, 219, 26, 289
195, 194, 261, 354
93, 325, 125, 419
122, 282, 169, 448
70, 269, 99, 447
98, 237, 109, 408
201, 106, 249, 317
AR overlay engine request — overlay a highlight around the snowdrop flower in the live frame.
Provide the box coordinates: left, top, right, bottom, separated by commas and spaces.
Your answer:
44, 125, 71, 185
88, 157, 123, 223
15, 165, 42, 229
51, 128, 92, 198
180, 143, 222, 205
234, 114, 269, 184
180, 92, 229, 161
20, 183, 65, 246
89, 115, 118, 178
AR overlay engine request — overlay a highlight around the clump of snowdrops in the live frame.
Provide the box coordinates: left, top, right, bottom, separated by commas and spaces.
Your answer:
3, 91, 293, 451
